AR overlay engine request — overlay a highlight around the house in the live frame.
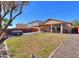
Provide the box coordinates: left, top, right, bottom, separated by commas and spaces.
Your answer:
15, 24, 33, 33
33, 19, 72, 33
27, 20, 43, 32
15, 19, 72, 33
15, 22, 42, 33
71, 26, 79, 33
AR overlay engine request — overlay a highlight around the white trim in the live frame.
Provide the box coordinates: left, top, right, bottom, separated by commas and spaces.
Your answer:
48, 42, 64, 58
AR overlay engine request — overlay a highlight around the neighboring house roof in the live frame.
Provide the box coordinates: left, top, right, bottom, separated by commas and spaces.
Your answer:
28, 20, 43, 24
27, 20, 43, 27
16, 23, 27, 25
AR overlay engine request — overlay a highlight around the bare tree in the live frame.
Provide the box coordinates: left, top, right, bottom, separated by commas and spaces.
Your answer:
0, 1, 29, 44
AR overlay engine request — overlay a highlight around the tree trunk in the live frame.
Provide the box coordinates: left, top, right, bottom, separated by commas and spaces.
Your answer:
0, 2, 2, 29
0, 15, 2, 29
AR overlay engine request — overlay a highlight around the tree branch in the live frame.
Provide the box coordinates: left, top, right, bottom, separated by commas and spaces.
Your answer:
0, 1, 27, 44
20, 2, 24, 12
2, 10, 9, 20
12, 11, 22, 20
0, 11, 22, 44
10, 7, 13, 20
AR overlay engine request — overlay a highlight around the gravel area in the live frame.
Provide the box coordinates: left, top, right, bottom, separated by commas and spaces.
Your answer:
52, 34, 79, 58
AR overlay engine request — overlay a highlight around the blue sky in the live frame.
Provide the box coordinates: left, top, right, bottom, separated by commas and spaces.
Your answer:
10, 1, 79, 28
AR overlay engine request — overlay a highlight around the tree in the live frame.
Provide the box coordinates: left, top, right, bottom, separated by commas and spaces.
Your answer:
3, 18, 13, 29
72, 19, 79, 26
0, 1, 29, 44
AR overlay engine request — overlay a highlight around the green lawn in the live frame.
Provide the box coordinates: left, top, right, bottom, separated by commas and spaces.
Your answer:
6, 33, 68, 58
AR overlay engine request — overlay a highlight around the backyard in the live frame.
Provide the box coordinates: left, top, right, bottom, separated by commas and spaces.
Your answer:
5, 33, 68, 58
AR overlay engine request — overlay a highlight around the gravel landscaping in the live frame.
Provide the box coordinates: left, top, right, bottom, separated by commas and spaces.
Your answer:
5, 33, 68, 58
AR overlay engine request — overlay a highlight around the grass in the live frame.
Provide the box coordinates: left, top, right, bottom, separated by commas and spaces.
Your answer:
5, 33, 68, 58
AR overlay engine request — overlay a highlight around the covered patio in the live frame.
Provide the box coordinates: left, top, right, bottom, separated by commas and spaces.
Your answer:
39, 24, 64, 33
36, 19, 72, 33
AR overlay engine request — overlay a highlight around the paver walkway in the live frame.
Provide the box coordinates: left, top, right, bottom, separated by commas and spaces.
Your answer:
52, 34, 79, 58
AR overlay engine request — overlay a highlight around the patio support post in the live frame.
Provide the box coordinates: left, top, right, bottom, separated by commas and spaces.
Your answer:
60, 24, 63, 33
38, 27, 40, 32
56, 27, 57, 33
50, 25, 52, 32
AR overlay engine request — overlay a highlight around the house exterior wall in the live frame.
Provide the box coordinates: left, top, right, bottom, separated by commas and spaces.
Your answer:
63, 24, 72, 33
16, 24, 27, 29
71, 27, 79, 33
78, 27, 79, 33
41, 25, 50, 32
66, 23, 72, 27
32, 27, 40, 32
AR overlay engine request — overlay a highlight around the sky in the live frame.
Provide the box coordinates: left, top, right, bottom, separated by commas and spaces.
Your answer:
10, 1, 79, 28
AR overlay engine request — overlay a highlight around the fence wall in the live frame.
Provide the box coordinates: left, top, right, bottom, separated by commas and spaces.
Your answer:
0, 28, 39, 35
